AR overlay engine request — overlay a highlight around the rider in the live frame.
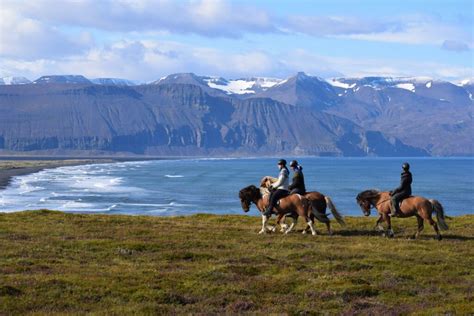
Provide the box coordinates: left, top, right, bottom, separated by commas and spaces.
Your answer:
389, 162, 412, 217
263, 159, 290, 217
288, 160, 306, 195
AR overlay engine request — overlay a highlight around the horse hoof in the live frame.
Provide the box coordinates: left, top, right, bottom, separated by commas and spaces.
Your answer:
436, 235, 442, 241
302, 230, 307, 234
328, 231, 333, 236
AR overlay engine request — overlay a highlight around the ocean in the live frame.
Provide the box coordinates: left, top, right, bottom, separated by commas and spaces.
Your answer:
0, 157, 473, 216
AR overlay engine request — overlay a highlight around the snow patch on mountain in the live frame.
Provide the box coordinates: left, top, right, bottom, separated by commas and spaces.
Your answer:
327, 79, 356, 89
203, 77, 282, 94
0, 76, 31, 85
457, 78, 473, 86
396, 83, 415, 92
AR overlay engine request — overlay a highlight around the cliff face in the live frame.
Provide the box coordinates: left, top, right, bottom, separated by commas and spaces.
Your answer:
0, 80, 430, 156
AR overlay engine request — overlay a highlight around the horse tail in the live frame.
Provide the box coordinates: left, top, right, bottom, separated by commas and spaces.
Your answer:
325, 196, 345, 226
430, 199, 448, 230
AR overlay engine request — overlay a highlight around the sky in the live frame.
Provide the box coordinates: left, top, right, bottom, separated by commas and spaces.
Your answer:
0, 0, 472, 82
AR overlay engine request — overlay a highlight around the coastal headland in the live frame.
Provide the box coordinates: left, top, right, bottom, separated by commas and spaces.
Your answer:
0, 210, 472, 314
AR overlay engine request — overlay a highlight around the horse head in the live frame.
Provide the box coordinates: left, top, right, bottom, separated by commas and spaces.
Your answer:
356, 189, 380, 216
238, 185, 260, 212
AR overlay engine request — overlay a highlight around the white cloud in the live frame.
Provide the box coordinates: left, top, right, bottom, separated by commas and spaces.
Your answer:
0, 2, 471, 81
0, 7, 92, 60
4, 39, 470, 83
0, 40, 278, 81
3, 0, 276, 38
284, 15, 400, 36
336, 15, 472, 46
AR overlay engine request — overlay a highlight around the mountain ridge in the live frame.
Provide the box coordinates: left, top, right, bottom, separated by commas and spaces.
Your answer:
0, 72, 471, 156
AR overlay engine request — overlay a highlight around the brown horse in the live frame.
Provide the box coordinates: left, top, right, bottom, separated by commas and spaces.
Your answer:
260, 176, 345, 234
238, 185, 317, 235
356, 189, 448, 240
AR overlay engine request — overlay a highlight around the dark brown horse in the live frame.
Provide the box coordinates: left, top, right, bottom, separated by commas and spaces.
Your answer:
260, 176, 345, 234
356, 189, 448, 240
238, 185, 316, 235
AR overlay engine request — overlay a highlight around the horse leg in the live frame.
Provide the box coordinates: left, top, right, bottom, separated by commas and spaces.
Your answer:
285, 216, 298, 234
384, 214, 394, 238
259, 214, 270, 234
374, 215, 384, 232
303, 213, 315, 234
326, 221, 332, 235
413, 215, 424, 239
277, 214, 288, 232
428, 217, 442, 241
305, 215, 317, 236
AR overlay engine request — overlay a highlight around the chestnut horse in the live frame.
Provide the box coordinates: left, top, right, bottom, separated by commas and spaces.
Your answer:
260, 176, 345, 235
356, 189, 448, 240
238, 185, 317, 235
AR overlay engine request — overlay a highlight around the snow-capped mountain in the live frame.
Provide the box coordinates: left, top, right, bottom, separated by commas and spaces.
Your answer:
203, 77, 282, 94
33, 75, 92, 84
0, 71, 472, 156
91, 78, 138, 86
0, 76, 31, 85
153, 73, 282, 95
327, 76, 436, 92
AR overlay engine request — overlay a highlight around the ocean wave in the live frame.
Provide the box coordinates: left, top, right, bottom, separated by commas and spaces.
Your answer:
164, 174, 184, 178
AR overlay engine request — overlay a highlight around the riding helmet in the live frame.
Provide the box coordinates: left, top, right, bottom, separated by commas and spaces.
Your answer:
290, 160, 298, 167
402, 162, 410, 170
278, 159, 287, 166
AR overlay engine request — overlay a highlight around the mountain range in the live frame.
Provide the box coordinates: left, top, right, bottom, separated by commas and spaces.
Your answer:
0, 72, 472, 157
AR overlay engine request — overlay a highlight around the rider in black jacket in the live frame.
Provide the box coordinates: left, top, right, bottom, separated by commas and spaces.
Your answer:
390, 162, 412, 217
288, 160, 306, 195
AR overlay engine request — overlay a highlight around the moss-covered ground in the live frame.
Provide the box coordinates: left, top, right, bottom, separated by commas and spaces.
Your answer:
0, 210, 472, 314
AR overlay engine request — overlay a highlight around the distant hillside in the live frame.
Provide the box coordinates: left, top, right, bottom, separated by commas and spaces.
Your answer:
0, 72, 472, 156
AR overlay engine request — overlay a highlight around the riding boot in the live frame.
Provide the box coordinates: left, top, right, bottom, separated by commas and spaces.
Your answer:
390, 199, 398, 217
263, 206, 273, 217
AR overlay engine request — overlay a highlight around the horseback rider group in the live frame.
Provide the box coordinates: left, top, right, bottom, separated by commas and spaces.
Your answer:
264, 159, 307, 217
264, 159, 413, 218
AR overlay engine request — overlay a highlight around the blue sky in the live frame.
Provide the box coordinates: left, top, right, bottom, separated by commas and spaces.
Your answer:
1, 0, 472, 82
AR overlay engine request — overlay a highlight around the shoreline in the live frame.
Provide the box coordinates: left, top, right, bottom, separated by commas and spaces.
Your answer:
0, 158, 127, 190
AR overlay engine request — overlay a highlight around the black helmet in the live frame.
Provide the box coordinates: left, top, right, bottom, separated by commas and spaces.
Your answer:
290, 160, 298, 167
402, 162, 410, 170
277, 159, 287, 166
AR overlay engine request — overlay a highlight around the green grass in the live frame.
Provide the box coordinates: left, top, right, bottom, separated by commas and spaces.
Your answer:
0, 210, 473, 314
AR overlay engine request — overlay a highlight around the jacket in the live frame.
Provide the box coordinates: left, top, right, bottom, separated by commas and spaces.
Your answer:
271, 167, 289, 191
288, 166, 306, 193
392, 171, 412, 196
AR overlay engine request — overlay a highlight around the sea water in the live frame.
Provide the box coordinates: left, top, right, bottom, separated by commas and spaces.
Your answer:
0, 157, 472, 216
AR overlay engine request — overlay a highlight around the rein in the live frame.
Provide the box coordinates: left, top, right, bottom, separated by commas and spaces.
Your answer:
374, 198, 391, 208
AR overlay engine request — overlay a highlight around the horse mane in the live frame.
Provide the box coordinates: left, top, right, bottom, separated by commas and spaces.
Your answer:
356, 189, 380, 201
259, 176, 277, 188
239, 185, 262, 200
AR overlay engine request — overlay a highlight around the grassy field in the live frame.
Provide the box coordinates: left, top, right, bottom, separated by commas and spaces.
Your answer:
0, 210, 472, 314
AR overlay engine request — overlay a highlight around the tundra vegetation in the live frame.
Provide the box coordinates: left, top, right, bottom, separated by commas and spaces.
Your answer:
0, 210, 472, 314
